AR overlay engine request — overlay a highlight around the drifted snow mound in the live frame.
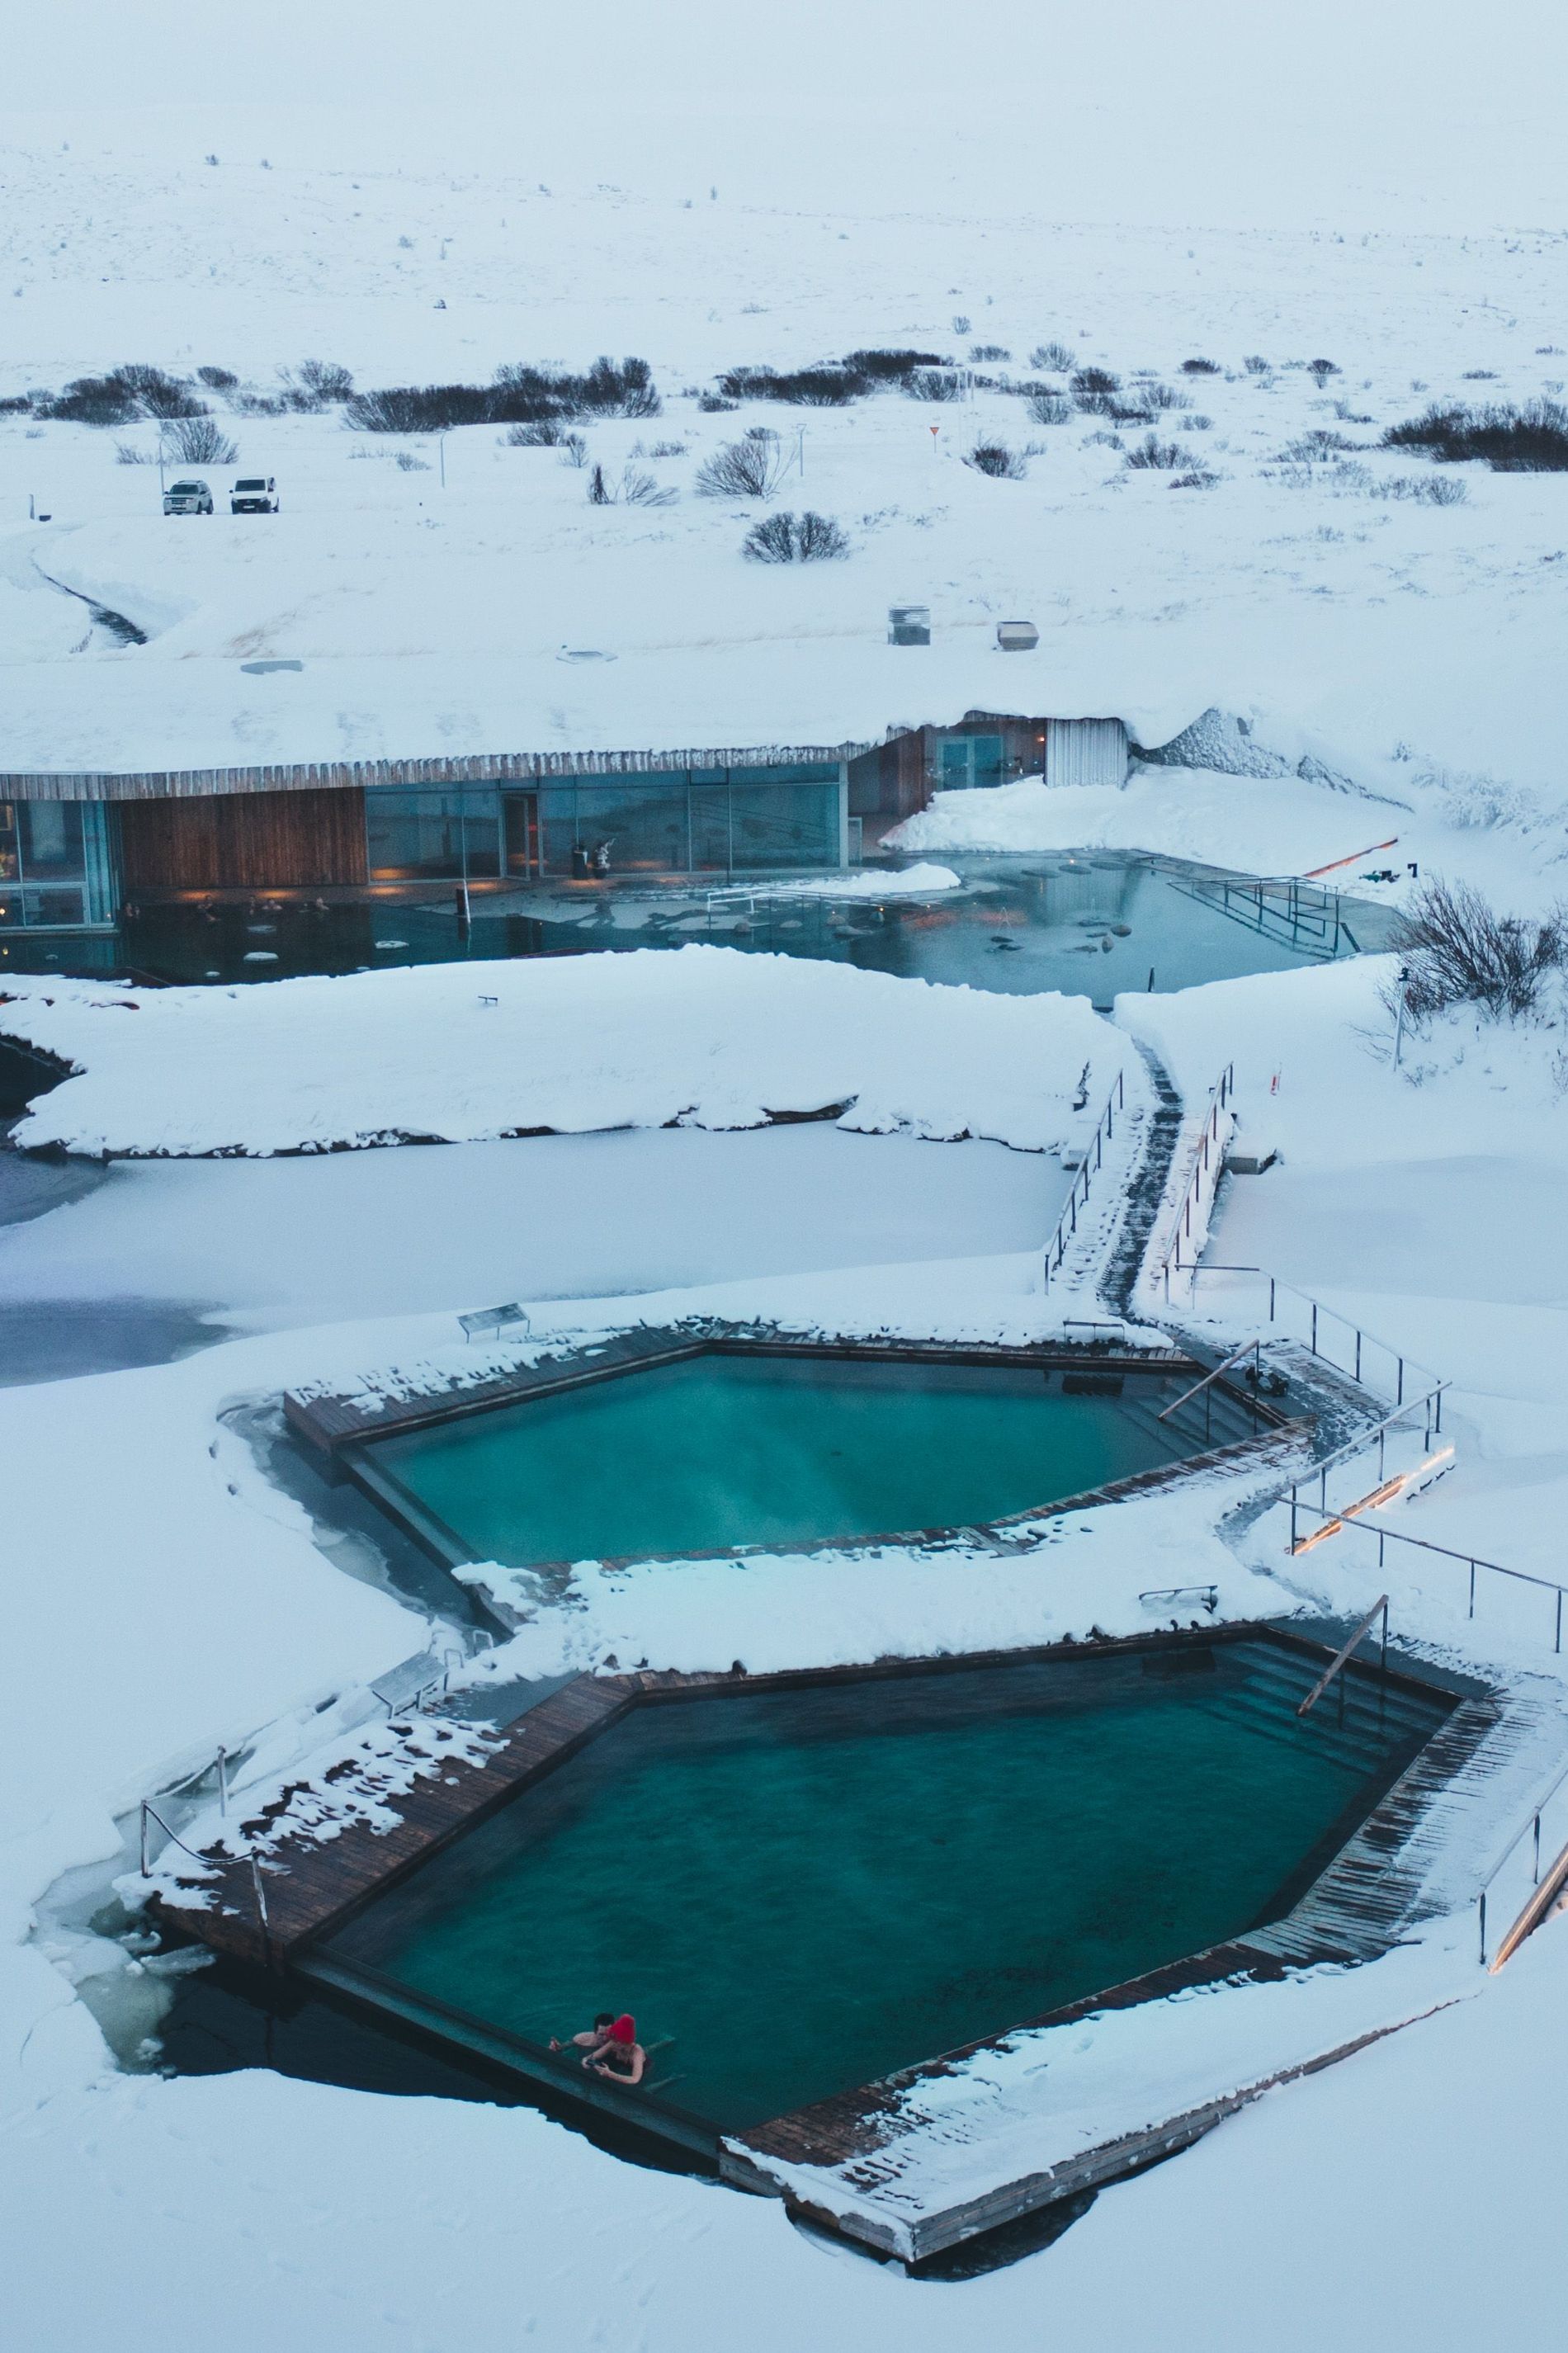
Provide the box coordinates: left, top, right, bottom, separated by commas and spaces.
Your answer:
0, 947, 1136, 1159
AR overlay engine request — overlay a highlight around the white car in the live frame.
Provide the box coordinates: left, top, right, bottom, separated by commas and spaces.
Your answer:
231, 475, 280, 514
163, 478, 212, 516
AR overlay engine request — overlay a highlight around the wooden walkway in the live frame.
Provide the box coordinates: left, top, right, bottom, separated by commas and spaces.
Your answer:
157, 1674, 647, 1964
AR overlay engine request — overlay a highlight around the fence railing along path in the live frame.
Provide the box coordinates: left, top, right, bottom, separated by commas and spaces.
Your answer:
1041, 1068, 1127, 1292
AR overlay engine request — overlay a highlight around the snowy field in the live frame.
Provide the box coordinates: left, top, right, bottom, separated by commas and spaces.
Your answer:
8, 17, 1568, 2349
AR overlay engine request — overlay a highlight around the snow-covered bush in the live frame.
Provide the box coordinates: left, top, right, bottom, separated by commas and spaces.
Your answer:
1392, 879, 1566, 1022
1382, 399, 1568, 470
969, 342, 1010, 361
113, 440, 153, 465
196, 366, 238, 390
718, 364, 860, 406
965, 441, 1026, 479
741, 510, 849, 561
163, 417, 238, 465
1025, 390, 1073, 425
296, 358, 354, 403
1124, 433, 1188, 470
348, 357, 660, 434
40, 365, 205, 425
1308, 358, 1341, 385
1181, 357, 1221, 376
906, 370, 964, 402
1029, 342, 1075, 371
1071, 366, 1121, 413
696, 437, 785, 497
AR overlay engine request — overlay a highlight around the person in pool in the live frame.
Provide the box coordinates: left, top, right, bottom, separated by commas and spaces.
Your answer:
584, 2014, 646, 2086
550, 2011, 616, 2059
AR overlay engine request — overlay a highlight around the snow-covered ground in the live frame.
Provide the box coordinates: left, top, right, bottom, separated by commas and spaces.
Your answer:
7, 32, 1568, 2350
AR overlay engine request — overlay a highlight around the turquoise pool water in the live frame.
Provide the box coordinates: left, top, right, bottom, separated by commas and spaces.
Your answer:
327, 1645, 1448, 2130
361, 1354, 1204, 1568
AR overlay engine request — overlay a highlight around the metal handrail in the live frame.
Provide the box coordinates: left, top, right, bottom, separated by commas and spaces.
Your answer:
1282, 1493, 1568, 1654
1041, 1068, 1126, 1292
139, 1799, 283, 1968
1181, 1261, 1442, 1413
1139, 1584, 1219, 1613
1289, 1385, 1450, 1505
1296, 1595, 1389, 1715
1477, 1755, 1568, 1966
1158, 1065, 1235, 1283
1156, 1339, 1259, 1422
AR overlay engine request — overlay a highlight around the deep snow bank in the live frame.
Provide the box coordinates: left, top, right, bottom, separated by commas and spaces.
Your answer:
890, 771, 1406, 879
0, 947, 1136, 1159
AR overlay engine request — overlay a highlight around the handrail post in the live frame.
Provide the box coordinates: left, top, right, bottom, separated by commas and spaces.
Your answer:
1479, 1890, 1488, 1966
139, 1799, 150, 1878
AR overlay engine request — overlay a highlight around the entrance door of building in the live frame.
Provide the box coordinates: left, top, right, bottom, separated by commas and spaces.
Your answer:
503, 792, 541, 878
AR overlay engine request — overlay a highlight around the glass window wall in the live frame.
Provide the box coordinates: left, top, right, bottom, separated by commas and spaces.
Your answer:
366, 791, 502, 882
0, 800, 114, 929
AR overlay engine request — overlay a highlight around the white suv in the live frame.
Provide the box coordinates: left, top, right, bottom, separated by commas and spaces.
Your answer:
163, 479, 212, 516
231, 475, 280, 514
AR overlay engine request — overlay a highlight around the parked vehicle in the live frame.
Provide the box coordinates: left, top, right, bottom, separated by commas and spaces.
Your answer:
163, 479, 212, 516
231, 475, 280, 514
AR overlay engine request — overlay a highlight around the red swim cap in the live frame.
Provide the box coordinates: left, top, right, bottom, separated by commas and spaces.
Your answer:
610, 2014, 635, 2044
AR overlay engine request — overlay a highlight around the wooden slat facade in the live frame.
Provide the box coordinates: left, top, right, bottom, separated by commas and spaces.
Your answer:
117, 786, 369, 891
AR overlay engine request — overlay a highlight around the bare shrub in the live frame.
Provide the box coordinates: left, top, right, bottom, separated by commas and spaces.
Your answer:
649, 439, 687, 457
1282, 429, 1364, 461
1308, 358, 1341, 385
1383, 399, 1568, 470
969, 343, 1010, 361
698, 392, 738, 412
720, 364, 861, 406
1124, 434, 1188, 470
794, 510, 849, 559
952, 314, 971, 334
843, 347, 946, 381
1391, 879, 1565, 1021
163, 416, 237, 464
1181, 357, 1221, 376
1180, 413, 1213, 432
741, 509, 849, 562
587, 462, 675, 507
696, 437, 784, 497
197, 366, 238, 390
1071, 366, 1121, 413
1026, 390, 1073, 426
965, 441, 1026, 479
348, 357, 659, 434
620, 467, 676, 507
560, 433, 588, 467
505, 420, 564, 445
1029, 342, 1075, 371
113, 440, 154, 465
43, 365, 205, 425
297, 359, 354, 402
1243, 354, 1271, 374
394, 451, 429, 471
1145, 382, 1190, 411
906, 370, 964, 403
1170, 467, 1219, 489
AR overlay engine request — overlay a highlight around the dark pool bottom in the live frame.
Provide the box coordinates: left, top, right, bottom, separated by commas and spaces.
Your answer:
324, 1643, 1448, 2133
